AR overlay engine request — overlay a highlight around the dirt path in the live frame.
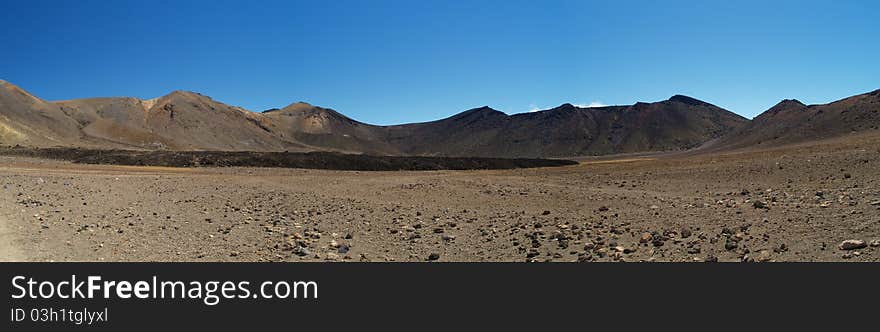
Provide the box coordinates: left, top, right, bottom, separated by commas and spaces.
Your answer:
0, 211, 26, 261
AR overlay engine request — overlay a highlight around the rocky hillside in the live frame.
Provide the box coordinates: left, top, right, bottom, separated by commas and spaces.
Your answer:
713, 89, 880, 150
0, 79, 764, 157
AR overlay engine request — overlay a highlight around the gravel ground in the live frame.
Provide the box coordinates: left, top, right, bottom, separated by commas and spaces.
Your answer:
1, 133, 878, 262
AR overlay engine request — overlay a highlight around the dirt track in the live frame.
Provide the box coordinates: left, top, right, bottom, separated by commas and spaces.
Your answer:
1, 133, 878, 262
0, 213, 24, 261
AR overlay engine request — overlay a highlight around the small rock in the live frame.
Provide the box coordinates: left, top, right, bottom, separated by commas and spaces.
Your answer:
838, 239, 867, 250
294, 246, 311, 257
541, 210, 551, 215
337, 244, 350, 254
680, 228, 692, 238
427, 253, 441, 261
870, 240, 880, 247
526, 249, 540, 258
441, 234, 456, 241
639, 232, 653, 243
752, 201, 769, 210
724, 240, 738, 251
756, 250, 772, 262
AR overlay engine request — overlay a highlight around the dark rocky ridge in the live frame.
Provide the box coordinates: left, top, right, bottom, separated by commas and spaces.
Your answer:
0, 147, 578, 171
713, 89, 880, 149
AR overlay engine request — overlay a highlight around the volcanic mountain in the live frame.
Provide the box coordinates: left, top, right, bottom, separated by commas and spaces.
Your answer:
55, 91, 308, 151
713, 89, 880, 149
381, 96, 748, 157
260, 102, 398, 155
0, 79, 753, 157
0, 80, 84, 146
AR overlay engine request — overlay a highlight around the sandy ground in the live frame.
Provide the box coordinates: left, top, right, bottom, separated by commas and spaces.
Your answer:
1, 133, 878, 262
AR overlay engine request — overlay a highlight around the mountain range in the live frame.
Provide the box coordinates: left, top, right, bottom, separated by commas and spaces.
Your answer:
1, 79, 877, 158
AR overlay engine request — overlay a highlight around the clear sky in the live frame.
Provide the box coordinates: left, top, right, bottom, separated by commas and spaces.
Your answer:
1, 0, 877, 124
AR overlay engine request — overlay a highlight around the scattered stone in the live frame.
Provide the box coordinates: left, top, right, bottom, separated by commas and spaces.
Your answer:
427, 253, 440, 261
870, 240, 880, 247
752, 201, 769, 210
774, 243, 789, 253
756, 250, 772, 262
337, 244, 350, 254
527, 249, 540, 258
724, 240, 738, 251
680, 228, 692, 238
441, 234, 456, 241
541, 210, 551, 215
639, 232, 653, 243
294, 246, 311, 257
838, 239, 867, 250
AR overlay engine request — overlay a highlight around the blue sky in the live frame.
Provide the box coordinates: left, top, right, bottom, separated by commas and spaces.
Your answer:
1, 0, 877, 124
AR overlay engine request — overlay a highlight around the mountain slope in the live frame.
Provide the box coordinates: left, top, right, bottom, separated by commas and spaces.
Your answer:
260, 102, 397, 154
0, 80, 84, 146
381, 96, 748, 157
715, 89, 880, 149
0, 79, 753, 157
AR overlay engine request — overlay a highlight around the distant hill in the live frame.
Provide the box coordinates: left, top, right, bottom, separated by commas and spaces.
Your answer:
379, 96, 748, 157
0, 79, 84, 147
712, 89, 880, 150
25, 78, 880, 158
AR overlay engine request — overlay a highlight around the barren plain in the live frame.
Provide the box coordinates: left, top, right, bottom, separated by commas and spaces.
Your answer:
1, 133, 878, 262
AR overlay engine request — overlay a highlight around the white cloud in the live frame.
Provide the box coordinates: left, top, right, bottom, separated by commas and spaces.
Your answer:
527, 101, 607, 113
573, 101, 607, 108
